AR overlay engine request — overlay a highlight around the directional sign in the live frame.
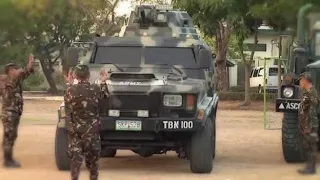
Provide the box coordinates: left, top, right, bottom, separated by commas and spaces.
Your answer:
279, 103, 285, 109
276, 99, 301, 112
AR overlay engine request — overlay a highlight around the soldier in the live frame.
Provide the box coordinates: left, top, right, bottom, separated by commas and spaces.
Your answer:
297, 72, 319, 175
1, 54, 34, 168
64, 65, 109, 180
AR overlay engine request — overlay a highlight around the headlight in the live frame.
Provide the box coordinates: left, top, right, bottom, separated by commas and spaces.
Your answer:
59, 106, 66, 118
163, 94, 183, 107
283, 87, 294, 98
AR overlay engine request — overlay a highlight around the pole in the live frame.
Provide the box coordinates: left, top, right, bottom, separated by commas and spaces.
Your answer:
277, 35, 282, 98
263, 57, 267, 129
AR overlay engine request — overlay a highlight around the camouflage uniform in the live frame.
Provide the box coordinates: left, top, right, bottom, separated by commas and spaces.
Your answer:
1, 66, 33, 167
298, 72, 319, 174
64, 79, 108, 180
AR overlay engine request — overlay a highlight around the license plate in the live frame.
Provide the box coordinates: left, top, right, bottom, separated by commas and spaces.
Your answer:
115, 120, 142, 131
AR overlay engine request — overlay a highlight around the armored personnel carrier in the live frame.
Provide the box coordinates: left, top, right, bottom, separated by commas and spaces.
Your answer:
55, 4, 218, 174
275, 3, 320, 162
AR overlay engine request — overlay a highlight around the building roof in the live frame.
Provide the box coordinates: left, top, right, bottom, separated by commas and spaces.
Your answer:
226, 60, 235, 67
257, 29, 292, 36
214, 60, 235, 68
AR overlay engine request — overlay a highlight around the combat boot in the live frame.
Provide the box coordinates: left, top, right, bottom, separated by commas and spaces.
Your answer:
298, 155, 316, 175
3, 148, 21, 168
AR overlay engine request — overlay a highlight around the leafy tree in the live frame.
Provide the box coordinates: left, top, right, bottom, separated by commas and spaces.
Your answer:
228, 0, 263, 105
69, 0, 122, 35
8, 0, 93, 93
173, 0, 238, 91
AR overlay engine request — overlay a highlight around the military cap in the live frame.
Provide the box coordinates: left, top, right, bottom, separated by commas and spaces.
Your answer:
4, 63, 21, 74
297, 72, 312, 83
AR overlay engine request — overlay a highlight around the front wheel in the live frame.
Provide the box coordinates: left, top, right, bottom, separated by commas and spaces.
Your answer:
189, 118, 214, 173
55, 126, 71, 171
282, 112, 306, 162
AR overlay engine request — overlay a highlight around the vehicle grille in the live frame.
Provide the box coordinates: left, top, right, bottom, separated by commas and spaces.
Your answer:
109, 92, 161, 117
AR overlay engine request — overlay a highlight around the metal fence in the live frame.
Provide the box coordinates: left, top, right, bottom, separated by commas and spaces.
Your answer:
262, 59, 283, 130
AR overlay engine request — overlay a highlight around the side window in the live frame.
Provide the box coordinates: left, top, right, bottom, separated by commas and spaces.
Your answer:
258, 68, 264, 77
250, 69, 254, 77
253, 69, 259, 77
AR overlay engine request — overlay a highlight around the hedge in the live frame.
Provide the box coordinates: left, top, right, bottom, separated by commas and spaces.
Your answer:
218, 92, 276, 102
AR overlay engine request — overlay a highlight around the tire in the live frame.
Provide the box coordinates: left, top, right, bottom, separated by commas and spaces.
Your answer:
282, 112, 306, 162
101, 149, 117, 157
212, 118, 216, 160
55, 126, 71, 171
318, 127, 320, 151
189, 118, 213, 173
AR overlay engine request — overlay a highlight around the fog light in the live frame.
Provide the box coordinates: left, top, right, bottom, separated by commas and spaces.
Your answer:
109, 109, 120, 117
137, 110, 149, 117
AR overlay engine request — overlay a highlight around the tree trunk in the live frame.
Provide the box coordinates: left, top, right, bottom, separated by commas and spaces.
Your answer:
239, 23, 259, 106
39, 59, 58, 94
243, 63, 251, 105
216, 60, 228, 91
215, 21, 231, 92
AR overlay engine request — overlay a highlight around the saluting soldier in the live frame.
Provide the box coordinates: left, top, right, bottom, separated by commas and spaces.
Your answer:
64, 65, 109, 180
297, 72, 319, 175
1, 55, 34, 168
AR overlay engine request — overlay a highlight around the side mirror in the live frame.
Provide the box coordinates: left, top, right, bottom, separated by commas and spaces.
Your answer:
198, 49, 211, 68
66, 47, 80, 66
212, 53, 216, 59
293, 47, 308, 75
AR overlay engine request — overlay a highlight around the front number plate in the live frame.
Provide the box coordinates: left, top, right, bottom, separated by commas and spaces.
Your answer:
115, 120, 142, 131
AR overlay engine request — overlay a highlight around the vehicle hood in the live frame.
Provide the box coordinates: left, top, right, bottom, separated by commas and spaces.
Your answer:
92, 72, 207, 94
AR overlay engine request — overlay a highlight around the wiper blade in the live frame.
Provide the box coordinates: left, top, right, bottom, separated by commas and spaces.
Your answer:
156, 64, 187, 79
101, 63, 124, 72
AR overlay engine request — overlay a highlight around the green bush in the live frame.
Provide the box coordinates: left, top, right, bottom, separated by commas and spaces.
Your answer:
218, 92, 276, 102
22, 71, 46, 91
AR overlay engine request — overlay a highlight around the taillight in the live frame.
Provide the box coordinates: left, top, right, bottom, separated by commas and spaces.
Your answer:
186, 94, 195, 111
197, 109, 204, 120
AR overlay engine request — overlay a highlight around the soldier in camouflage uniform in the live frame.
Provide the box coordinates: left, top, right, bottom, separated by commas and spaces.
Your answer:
1, 55, 34, 168
64, 65, 109, 180
297, 72, 319, 175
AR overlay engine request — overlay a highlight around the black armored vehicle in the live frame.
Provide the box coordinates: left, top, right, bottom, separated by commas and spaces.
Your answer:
55, 4, 218, 173
275, 4, 320, 162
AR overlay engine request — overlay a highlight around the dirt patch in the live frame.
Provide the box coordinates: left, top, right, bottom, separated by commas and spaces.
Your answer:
0, 100, 317, 180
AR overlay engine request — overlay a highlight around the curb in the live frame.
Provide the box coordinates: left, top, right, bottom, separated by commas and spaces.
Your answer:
24, 96, 64, 101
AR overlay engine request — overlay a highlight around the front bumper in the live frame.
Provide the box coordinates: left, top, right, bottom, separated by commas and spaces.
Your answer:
99, 117, 203, 132
275, 98, 300, 112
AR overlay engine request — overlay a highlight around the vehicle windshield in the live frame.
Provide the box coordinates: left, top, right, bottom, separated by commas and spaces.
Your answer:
316, 32, 320, 56
94, 46, 142, 65
269, 67, 284, 76
144, 47, 196, 67
94, 46, 196, 68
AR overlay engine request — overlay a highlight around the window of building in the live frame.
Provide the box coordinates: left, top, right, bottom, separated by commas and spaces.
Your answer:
244, 43, 267, 52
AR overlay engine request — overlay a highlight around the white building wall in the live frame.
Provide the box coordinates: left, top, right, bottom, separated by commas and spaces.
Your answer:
229, 64, 238, 87
243, 34, 291, 67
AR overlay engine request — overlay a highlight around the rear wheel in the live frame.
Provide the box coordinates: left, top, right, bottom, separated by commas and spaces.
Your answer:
282, 112, 306, 162
189, 118, 213, 173
212, 117, 216, 160
55, 126, 71, 171
318, 127, 320, 151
